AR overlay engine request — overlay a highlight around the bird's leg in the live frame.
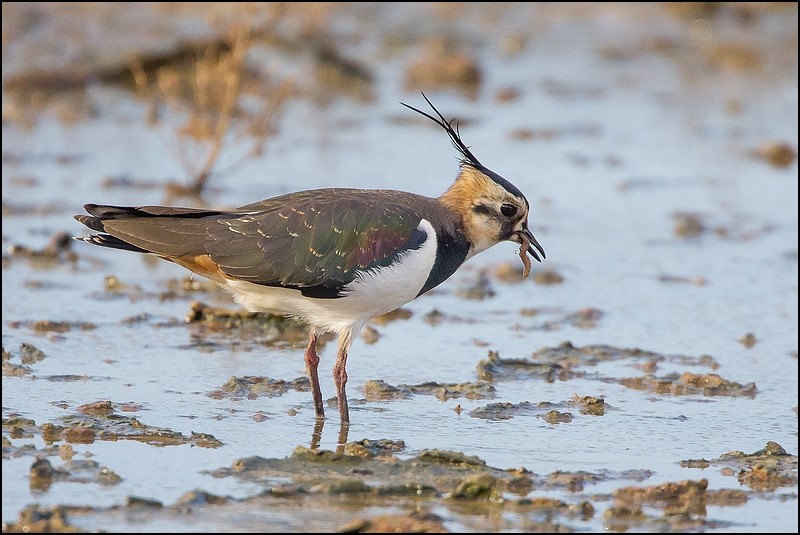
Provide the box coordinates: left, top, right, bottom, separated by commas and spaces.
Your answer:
304, 331, 324, 419
333, 328, 354, 425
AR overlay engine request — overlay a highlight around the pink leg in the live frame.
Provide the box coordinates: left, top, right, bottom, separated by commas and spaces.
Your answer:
304, 331, 324, 419
333, 329, 354, 425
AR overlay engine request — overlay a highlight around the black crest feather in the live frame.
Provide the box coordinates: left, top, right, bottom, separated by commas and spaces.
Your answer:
400, 93, 484, 170
401, 93, 527, 203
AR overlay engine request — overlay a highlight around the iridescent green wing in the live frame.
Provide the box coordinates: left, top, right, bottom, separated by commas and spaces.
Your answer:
205, 189, 429, 297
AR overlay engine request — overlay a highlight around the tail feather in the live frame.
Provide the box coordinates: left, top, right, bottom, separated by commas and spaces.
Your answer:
75, 233, 150, 253
74, 203, 224, 256
83, 203, 222, 219
74, 214, 105, 232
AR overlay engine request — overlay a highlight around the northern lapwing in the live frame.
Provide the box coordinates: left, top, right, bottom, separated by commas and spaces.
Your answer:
74, 95, 545, 425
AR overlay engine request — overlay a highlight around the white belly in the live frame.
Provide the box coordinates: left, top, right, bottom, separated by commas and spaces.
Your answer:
222, 219, 438, 333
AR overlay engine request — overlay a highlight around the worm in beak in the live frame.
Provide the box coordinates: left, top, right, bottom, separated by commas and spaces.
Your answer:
514, 228, 545, 277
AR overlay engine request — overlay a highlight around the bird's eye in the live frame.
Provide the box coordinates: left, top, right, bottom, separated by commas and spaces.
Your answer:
500, 203, 517, 217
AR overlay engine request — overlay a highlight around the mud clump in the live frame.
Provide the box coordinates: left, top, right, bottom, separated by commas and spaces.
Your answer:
33, 320, 96, 333
19, 343, 48, 363
571, 395, 606, 416
30, 457, 59, 488
620, 372, 757, 397
715, 441, 798, 491
39, 401, 226, 448
476, 350, 571, 383
186, 301, 277, 326
603, 504, 648, 522
364, 378, 494, 402
422, 309, 445, 326
706, 488, 748, 506
681, 458, 711, 469
673, 212, 706, 238
126, 496, 164, 510
172, 490, 232, 511
209, 440, 659, 531
212, 375, 310, 399
2, 504, 83, 533
27, 456, 122, 492
752, 141, 796, 168
337, 510, 447, 533
738, 332, 757, 348
77, 400, 115, 416
738, 464, 795, 491
417, 450, 486, 467
529, 341, 720, 370
6, 320, 97, 334
567, 307, 604, 329
470, 401, 534, 420
180, 300, 344, 357
363, 379, 412, 401
547, 472, 591, 492
311, 478, 371, 495
398, 380, 495, 401
523, 342, 749, 398
533, 269, 565, 285
615, 478, 708, 510
471, 397, 610, 422
451, 472, 502, 500
342, 439, 406, 459
679, 372, 755, 393
3, 343, 47, 376
542, 410, 573, 424
4, 231, 79, 266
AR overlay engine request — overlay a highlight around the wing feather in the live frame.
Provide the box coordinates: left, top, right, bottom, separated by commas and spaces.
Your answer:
75, 190, 447, 298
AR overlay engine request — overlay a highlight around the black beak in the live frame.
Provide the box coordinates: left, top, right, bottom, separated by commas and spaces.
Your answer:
516, 227, 546, 262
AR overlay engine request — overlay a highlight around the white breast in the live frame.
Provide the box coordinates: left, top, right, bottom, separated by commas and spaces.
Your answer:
222, 219, 438, 334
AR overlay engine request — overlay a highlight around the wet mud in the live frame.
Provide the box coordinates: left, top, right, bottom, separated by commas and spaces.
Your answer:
8, 439, 790, 533
4, 403, 223, 450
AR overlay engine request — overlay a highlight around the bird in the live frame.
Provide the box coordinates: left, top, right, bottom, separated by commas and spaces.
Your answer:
74, 95, 545, 425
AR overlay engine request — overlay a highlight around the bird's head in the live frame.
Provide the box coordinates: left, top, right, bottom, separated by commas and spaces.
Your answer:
402, 95, 545, 264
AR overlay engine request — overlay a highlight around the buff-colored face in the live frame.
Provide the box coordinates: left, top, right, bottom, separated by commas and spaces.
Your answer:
440, 166, 531, 256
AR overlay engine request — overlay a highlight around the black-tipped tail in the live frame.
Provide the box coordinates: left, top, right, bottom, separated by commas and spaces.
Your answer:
74, 233, 150, 253
74, 205, 158, 253
74, 214, 105, 232
74, 203, 224, 257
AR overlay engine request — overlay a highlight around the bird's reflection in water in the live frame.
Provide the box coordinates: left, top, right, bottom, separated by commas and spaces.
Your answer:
309, 416, 350, 454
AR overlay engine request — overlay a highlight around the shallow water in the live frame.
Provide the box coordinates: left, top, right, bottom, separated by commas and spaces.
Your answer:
3, 3, 798, 532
